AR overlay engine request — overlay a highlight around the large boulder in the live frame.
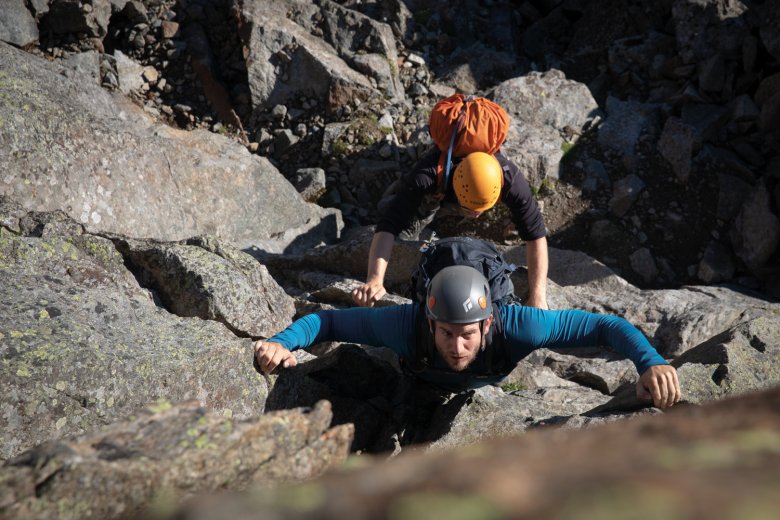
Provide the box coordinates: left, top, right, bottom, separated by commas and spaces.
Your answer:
504, 244, 780, 358
0, 42, 341, 253
492, 69, 602, 187
318, 0, 405, 101
258, 226, 424, 291
111, 234, 296, 338
236, 0, 380, 113
1, 400, 353, 520
673, 316, 780, 404
0, 205, 268, 460
39, 0, 112, 38
170, 386, 780, 519
0, 0, 38, 47
671, 0, 751, 64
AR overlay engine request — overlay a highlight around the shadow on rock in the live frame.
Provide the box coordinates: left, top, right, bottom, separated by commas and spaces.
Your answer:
264, 345, 471, 454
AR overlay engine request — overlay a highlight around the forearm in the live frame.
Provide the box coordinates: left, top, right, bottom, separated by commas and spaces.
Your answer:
366, 231, 395, 283
267, 313, 325, 350
268, 305, 417, 357
525, 236, 548, 305
595, 315, 668, 374
504, 306, 668, 374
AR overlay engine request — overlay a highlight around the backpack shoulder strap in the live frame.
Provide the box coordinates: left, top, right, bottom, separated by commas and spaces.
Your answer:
482, 302, 508, 374
410, 304, 436, 372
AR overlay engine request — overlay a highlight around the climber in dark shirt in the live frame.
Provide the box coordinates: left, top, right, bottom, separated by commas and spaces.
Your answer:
258, 265, 681, 408
351, 149, 550, 310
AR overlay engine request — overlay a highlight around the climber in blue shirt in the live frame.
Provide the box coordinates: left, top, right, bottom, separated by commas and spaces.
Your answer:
255, 265, 681, 409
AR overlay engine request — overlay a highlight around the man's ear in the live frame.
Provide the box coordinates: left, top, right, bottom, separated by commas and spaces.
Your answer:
484, 314, 493, 333
427, 318, 434, 334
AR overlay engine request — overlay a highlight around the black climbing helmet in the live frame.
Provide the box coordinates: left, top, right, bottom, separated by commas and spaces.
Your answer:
425, 265, 492, 323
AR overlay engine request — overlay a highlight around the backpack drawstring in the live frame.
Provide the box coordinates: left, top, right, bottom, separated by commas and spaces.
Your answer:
441, 95, 473, 195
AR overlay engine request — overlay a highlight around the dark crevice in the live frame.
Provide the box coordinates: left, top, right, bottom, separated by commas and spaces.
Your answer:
712, 364, 729, 386
749, 335, 767, 353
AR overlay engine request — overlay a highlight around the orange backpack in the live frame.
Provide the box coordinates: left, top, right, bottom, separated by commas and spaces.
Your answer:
429, 94, 510, 193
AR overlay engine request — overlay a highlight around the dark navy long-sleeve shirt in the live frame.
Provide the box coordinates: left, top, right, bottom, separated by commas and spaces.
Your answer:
376, 149, 547, 241
267, 304, 668, 390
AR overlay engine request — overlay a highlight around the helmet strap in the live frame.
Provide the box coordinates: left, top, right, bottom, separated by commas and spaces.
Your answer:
479, 319, 486, 351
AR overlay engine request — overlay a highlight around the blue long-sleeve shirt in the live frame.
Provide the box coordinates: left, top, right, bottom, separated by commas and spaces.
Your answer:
268, 304, 668, 390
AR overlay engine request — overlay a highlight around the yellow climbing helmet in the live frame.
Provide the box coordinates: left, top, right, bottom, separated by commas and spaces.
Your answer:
452, 152, 503, 212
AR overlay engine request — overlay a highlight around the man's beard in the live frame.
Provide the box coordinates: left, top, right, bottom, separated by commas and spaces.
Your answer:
441, 349, 480, 372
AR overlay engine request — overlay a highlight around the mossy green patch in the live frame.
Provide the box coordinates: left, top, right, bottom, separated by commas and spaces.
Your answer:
148, 399, 172, 414
194, 434, 210, 449
41, 241, 55, 257
29, 343, 57, 362
219, 419, 234, 434
732, 429, 780, 454
332, 137, 349, 156
388, 492, 502, 520
657, 429, 780, 470
24, 400, 38, 415
500, 382, 526, 393
337, 454, 372, 472
553, 484, 684, 520
265, 483, 327, 513
16, 364, 31, 377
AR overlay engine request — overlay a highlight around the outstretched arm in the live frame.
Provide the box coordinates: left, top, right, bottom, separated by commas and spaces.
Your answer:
351, 231, 395, 307
256, 304, 418, 375
502, 306, 680, 408
524, 236, 549, 309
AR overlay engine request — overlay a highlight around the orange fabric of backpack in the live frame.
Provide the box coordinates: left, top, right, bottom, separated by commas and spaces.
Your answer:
429, 94, 510, 191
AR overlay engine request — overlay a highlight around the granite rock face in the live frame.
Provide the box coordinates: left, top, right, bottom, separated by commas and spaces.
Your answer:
1, 400, 353, 520
170, 386, 780, 520
0, 201, 270, 461
0, 42, 341, 253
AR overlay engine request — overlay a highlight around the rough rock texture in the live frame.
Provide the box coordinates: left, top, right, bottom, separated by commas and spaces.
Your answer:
0, 400, 353, 520
317, 0, 404, 100
519, 347, 635, 395
0, 204, 269, 460
172, 386, 780, 520
112, 234, 296, 338
2, 2, 780, 515
493, 69, 602, 187
673, 316, 780, 404
259, 226, 424, 292
263, 345, 614, 454
40, 0, 112, 38
428, 384, 612, 452
0, 0, 39, 47
265, 345, 406, 454
0, 42, 341, 253
503, 243, 780, 359
236, 0, 380, 112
